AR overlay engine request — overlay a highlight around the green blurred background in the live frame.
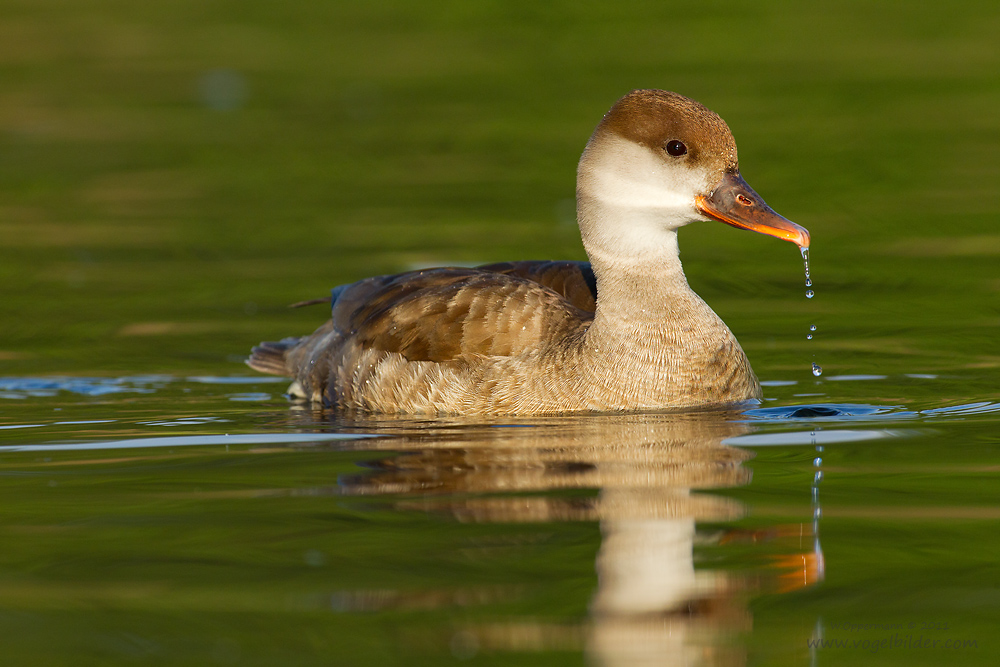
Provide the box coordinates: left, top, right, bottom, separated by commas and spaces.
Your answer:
2, 0, 998, 381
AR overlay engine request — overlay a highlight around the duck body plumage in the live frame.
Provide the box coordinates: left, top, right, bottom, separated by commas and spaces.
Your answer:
250, 259, 758, 414
248, 90, 809, 415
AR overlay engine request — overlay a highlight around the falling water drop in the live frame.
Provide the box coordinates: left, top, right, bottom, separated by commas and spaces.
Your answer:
801, 248, 823, 381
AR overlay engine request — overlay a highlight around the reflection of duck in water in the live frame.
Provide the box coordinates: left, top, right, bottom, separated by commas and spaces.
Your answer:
249, 90, 809, 415
322, 413, 823, 665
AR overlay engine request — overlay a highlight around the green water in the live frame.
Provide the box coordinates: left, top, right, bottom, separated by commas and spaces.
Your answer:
2, 0, 999, 664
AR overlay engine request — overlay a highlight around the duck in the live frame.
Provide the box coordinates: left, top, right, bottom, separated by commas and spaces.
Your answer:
248, 89, 809, 415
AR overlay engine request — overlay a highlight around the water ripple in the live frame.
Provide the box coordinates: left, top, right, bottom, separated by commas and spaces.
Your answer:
725, 429, 918, 446
921, 402, 1000, 416
0, 375, 284, 399
746, 401, 1000, 424
0, 432, 374, 453
744, 404, 917, 422
0, 376, 169, 398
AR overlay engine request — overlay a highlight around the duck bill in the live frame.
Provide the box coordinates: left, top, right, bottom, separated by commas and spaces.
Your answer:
695, 171, 810, 248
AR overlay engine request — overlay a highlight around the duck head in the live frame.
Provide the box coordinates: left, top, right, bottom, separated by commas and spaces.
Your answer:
576, 90, 809, 260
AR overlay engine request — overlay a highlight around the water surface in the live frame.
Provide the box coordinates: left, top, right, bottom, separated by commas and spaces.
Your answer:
2, 374, 998, 665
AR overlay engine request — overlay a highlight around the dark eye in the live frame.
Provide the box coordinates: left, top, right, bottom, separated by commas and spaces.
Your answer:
665, 140, 687, 157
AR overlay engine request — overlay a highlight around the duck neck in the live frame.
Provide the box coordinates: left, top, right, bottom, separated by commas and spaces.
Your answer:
588, 236, 690, 315
588, 244, 719, 355
578, 201, 713, 345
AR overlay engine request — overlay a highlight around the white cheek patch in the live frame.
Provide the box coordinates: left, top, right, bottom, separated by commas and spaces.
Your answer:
577, 135, 717, 257
582, 135, 711, 218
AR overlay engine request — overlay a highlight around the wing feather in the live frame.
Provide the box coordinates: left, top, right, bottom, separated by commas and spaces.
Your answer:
249, 262, 597, 376
332, 266, 591, 363
477, 261, 597, 311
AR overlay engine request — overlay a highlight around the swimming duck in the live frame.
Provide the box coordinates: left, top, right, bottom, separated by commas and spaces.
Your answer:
248, 89, 809, 415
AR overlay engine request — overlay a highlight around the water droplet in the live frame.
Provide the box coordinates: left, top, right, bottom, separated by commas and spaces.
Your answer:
810, 325, 817, 332
806, 334, 813, 340
812, 363, 823, 377
800, 247, 814, 292
813, 457, 823, 466
805, 290, 814, 299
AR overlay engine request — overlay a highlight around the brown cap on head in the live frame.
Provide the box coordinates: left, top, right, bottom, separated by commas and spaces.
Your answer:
594, 89, 739, 177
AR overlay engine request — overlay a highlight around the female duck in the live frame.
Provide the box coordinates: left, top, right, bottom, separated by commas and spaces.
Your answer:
248, 90, 809, 415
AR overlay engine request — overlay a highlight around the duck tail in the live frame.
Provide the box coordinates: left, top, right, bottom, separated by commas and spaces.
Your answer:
246, 337, 301, 376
